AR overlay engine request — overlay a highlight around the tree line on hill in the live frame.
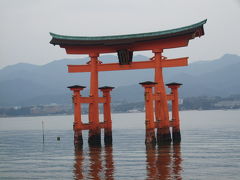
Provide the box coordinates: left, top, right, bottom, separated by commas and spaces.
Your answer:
1, 94, 240, 117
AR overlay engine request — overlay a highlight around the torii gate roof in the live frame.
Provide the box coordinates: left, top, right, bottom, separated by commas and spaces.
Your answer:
49, 19, 206, 54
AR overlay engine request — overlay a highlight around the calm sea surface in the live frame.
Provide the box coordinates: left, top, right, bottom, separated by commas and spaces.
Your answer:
0, 110, 240, 179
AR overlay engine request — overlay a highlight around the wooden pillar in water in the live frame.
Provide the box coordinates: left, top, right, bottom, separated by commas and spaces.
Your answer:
88, 53, 101, 146
99, 86, 114, 146
153, 50, 172, 144
68, 85, 86, 146
166, 83, 182, 143
140, 81, 157, 146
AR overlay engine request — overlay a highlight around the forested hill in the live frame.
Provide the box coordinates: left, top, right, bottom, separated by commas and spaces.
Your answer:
0, 54, 240, 106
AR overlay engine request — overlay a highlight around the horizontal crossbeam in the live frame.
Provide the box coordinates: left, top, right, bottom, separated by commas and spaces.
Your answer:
150, 94, 174, 101
74, 97, 106, 104
167, 94, 174, 100
68, 57, 188, 73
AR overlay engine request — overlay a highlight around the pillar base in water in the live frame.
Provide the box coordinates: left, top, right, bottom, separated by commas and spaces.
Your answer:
157, 127, 172, 145
104, 129, 112, 146
88, 129, 101, 147
172, 128, 181, 143
74, 130, 83, 147
145, 128, 156, 146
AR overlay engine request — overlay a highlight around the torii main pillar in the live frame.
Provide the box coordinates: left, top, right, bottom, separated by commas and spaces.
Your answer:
88, 53, 101, 146
49, 19, 206, 146
153, 50, 172, 143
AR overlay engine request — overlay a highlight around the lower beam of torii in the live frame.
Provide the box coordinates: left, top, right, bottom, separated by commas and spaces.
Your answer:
68, 51, 188, 144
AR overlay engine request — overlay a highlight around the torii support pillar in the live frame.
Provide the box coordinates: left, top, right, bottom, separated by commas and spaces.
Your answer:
68, 85, 86, 147
140, 81, 157, 146
166, 83, 182, 143
99, 86, 114, 146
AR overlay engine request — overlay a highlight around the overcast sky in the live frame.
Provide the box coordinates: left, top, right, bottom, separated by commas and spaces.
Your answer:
0, 0, 240, 68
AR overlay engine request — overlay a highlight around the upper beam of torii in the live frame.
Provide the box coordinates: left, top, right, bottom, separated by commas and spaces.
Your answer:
50, 19, 206, 64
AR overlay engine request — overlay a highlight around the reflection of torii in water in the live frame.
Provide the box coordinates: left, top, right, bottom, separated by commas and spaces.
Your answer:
146, 144, 182, 179
50, 20, 207, 146
73, 144, 182, 179
73, 146, 114, 179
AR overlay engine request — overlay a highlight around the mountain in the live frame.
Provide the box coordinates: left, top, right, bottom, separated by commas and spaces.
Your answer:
0, 54, 240, 106
165, 54, 240, 97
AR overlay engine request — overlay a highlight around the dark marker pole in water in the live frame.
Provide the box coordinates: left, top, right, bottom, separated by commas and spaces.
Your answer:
42, 121, 45, 144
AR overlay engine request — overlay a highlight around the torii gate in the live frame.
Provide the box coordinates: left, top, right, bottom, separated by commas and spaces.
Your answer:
50, 20, 206, 146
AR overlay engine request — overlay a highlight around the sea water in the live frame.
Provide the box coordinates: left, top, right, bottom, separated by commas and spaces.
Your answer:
0, 110, 240, 179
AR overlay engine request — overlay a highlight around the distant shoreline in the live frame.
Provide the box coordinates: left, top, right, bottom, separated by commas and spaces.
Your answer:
1, 108, 239, 118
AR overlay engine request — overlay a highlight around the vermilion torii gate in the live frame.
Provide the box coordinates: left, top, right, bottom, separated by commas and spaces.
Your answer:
50, 19, 206, 146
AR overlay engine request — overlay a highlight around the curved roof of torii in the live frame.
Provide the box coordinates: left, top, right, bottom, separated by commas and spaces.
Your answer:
50, 19, 207, 47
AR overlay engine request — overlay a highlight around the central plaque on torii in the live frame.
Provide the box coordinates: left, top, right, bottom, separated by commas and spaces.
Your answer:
50, 19, 207, 147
